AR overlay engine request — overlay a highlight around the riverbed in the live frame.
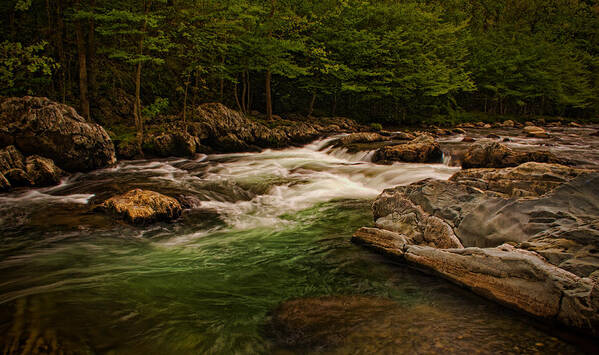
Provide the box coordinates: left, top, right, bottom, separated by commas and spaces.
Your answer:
0, 135, 595, 353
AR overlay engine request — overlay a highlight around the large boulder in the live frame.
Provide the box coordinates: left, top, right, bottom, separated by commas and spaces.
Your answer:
101, 189, 182, 224
191, 103, 360, 152
0, 96, 116, 172
373, 135, 443, 164
353, 162, 599, 335
144, 131, 199, 157
462, 141, 564, 169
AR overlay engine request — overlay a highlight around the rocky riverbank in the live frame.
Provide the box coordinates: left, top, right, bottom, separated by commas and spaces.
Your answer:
352, 162, 599, 336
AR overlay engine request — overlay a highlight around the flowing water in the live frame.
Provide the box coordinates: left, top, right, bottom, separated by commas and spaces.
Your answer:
0, 136, 593, 354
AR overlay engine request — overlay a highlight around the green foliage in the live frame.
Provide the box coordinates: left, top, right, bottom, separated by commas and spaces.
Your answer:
370, 122, 383, 131
0, 41, 57, 95
1, 0, 599, 125
142, 97, 169, 119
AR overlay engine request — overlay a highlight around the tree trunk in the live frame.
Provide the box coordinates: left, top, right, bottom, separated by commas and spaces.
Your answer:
75, 0, 90, 120
134, 0, 150, 153
331, 94, 337, 116
246, 70, 251, 113
241, 71, 247, 114
307, 92, 316, 117
219, 55, 225, 101
183, 74, 189, 133
266, 69, 272, 120
234, 81, 243, 113
56, 0, 67, 103
88, 0, 97, 101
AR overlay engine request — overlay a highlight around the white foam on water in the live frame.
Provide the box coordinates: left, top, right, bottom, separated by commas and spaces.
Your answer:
0, 190, 95, 205
193, 137, 459, 230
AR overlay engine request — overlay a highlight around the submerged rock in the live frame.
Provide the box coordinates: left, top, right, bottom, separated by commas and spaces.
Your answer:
267, 296, 396, 351
462, 141, 565, 169
373, 135, 443, 164
101, 189, 182, 224
353, 162, 599, 335
0, 96, 116, 172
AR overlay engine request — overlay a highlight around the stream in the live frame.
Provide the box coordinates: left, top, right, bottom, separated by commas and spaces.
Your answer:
0, 135, 593, 353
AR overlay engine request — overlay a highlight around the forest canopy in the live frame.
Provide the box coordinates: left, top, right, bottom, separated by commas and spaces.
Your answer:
1, 0, 598, 127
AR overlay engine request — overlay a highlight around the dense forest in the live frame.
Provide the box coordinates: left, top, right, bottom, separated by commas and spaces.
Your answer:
2, 0, 599, 132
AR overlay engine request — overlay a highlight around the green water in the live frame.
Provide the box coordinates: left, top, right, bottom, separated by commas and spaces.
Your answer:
0, 144, 593, 354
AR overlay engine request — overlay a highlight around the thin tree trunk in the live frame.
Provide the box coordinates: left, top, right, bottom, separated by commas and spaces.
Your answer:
56, 0, 67, 103
266, 69, 272, 120
331, 94, 337, 116
75, 0, 90, 120
219, 55, 225, 101
247, 71, 251, 113
241, 71, 247, 114
265, 0, 276, 120
88, 0, 97, 101
234, 81, 243, 113
183, 73, 189, 133
308, 92, 316, 117
134, 0, 150, 153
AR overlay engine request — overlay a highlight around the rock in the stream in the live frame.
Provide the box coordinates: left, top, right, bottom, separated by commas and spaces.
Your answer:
0, 96, 116, 172
0, 145, 64, 187
462, 141, 565, 169
373, 135, 443, 164
524, 125, 549, 138
192, 103, 358, 152
267, 296, 397, 351
25, 155, 64, 187
101, 189, 182, 224
145, 131, 200, 157
353, 162, 599, 335
337, 132, 387, 146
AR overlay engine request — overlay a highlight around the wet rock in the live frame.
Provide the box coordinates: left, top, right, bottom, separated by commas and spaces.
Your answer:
483, 123, 492, 128
434, 128, 452, 136
0, 145, 26, 174
337, 132, 387, 146
462, 136, 476, 143
353, 162, 599, 335
145, 131, 199, 157
0, 96, 116, 172
391, 131, 416, 141
524, 126, 550, 138
4, 168, 33, 187
373, 135, 443, 164
192, 103, 360, 152
101, 189, 182, 224
267, 296, 396, 351
502, 120, 515, 128
462, 141, 565, 169
0, 173, 9, 191
403, 244, 599, 333
486, 134, 500, 139
459, 123, 476, 128
569, 122, 582, 128
25, 155, 64, 187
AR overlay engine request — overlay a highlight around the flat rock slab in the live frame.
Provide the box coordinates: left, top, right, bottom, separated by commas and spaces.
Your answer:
354, 162, 599, 336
